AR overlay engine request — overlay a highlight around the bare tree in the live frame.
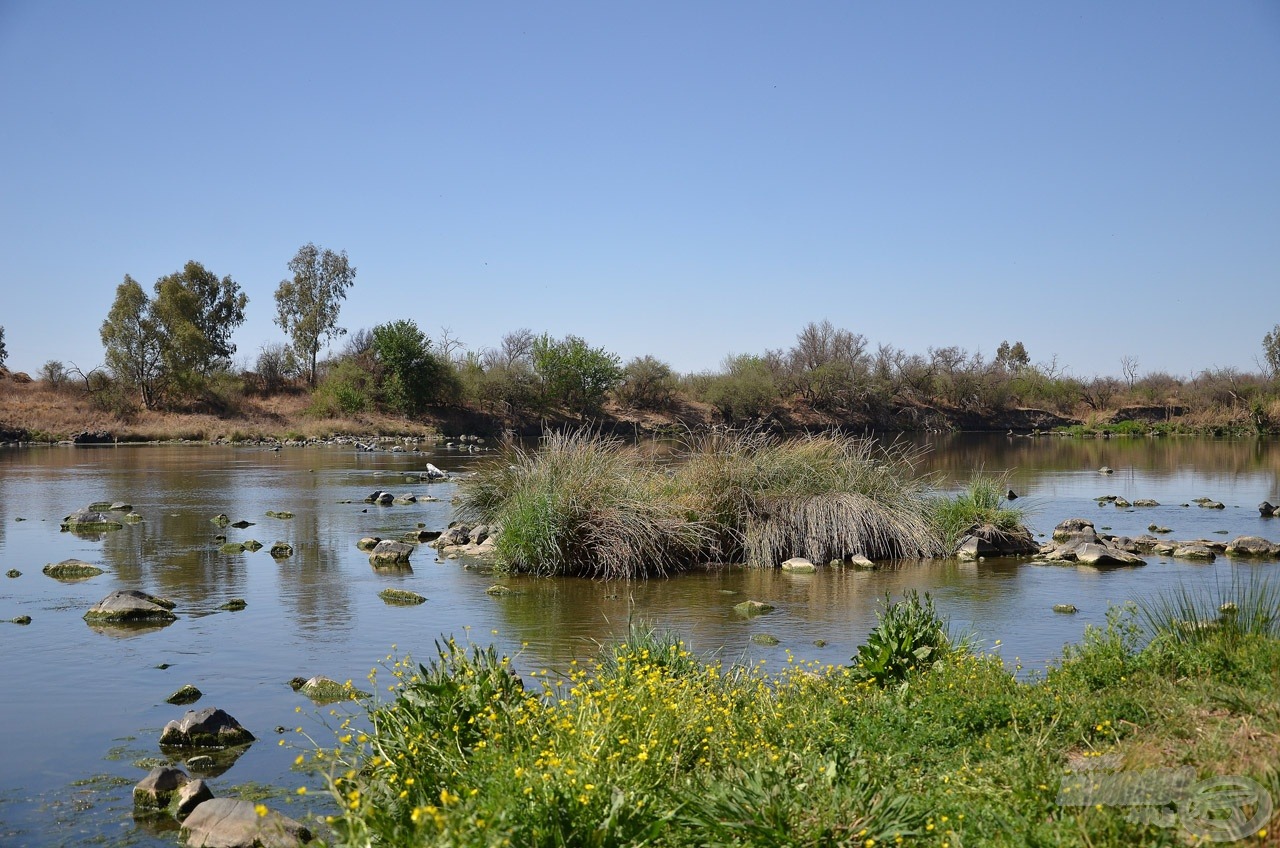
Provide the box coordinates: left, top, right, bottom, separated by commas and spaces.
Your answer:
1121, 355, 1140, 388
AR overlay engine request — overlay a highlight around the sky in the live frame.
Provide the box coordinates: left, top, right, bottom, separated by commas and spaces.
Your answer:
1, 2, 1278, 381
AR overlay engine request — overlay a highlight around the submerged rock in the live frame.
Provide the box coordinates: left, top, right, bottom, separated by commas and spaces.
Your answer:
61, 510, 124, 532
219, 599, 247, 611
6, 569, 19, 578
751, 633, 780, 646
1052, 604, 1079, 614
1259, 501, 1277, 517
180, 798, 312, 848
1172, 544, 1217, 562
266, 510, 294, 519
733, 600, 775, 618
355, 536, 382, 551
167, 684, 204, 705
160, 707, 255, 748
10, 615, 31, 625
485, 584, 518, 596
297, 676, 370, 703
229, 520, 254, 529
1133, 499, 1160, 507
378, 588, 426, 605
42, 559, 105, 580
210, 514, 231, 527
218, 542, 246, 555
269, 542, 294, 559
241, 540, 263, 552
84, 590, 177, 623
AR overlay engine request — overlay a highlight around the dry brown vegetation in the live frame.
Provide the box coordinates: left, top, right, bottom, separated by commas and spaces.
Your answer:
0, 376, 434, 442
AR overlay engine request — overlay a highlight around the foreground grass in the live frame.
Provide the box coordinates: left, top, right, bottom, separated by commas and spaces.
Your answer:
315, 590, 1280, 847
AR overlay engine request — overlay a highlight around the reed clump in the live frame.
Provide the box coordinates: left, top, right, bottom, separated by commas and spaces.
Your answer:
456, 427, 946, 577
928, 474, 1027, 551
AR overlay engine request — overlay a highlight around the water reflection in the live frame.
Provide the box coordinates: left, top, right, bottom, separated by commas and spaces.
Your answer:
4, 438, 1280, 848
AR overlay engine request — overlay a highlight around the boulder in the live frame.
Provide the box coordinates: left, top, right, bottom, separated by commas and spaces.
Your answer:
43, 559, 105, 580
133, 765, 189, 811
1113, 498, 1131, 508
174, 779, 214, 821
180, 798, 312, 848
1198, 500, 1225, 510
355, 537, 382, 551
393, 493, 417, 504
1225, 536, 1280, 557
84, 590, 177, 623
1172, 544, 1217, 562
470, 525, 490, 545
847, 554, 876, 569
1052, 518, 1098, 546
369, 540, 414, 565
1259, 501, 1277, 517
160, 707, 255, 748
780, 557, 816, 573
956, 535, 999, 561
437, 525, 472, 547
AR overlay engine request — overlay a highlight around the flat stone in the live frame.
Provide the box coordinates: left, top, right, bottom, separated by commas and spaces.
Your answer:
42, 559, 104, 580
1075, 543, 1145, 567
780, 557, 816, 573
378, 588, 426, 605
734, 600, 775, 618
1172, 544, 1217, 562
1225, 536, 1280, 557
61, 510, 124, 531
369, 540, 414, 565
180, 798, 312, 848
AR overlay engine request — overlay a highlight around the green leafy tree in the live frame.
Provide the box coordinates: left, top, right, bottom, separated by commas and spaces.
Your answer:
274, 243, 357, 386
1263, 326, 1280, 379
371, 319, 459, 414
532, 334, 623, 415
994, 340, 1030, 372
151, 261, 247, 393
100, 275, 163, 409
0, 325, 7, 369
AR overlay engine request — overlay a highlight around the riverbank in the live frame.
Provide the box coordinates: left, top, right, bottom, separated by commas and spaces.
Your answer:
320, 591, 1279, 847
4, 371, 1268, 445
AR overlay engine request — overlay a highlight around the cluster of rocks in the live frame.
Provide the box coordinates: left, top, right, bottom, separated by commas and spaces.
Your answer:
955, 523, 1041, 560
433, 523, 496, 558
133, 707, 312, 847
1035, 518, 1280, 566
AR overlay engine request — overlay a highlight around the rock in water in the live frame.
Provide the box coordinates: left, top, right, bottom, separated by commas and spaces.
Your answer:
180, 798, 312, 847
133, 765, 189, 811
369, 540, 414, 565
733, 600, 775, 618
42, 559, 105, 580
84, 590, 177, 623
160, 707, 255, 748
780, 557, 816, 573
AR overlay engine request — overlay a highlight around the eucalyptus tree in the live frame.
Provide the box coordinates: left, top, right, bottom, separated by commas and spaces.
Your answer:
100, 275, 163, 408
151, 261, 247, 393
274, 243, 357, 385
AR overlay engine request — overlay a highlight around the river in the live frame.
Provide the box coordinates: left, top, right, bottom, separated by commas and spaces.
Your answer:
2, 434, 1279, 846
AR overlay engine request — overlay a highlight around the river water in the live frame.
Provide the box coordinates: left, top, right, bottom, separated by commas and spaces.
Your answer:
2, 434, 1279, 846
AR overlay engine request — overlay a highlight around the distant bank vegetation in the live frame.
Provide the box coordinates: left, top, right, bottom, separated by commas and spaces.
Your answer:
6, 252, 1280, 437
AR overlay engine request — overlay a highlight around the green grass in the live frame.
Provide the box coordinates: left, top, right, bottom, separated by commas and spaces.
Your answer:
314, 590, 1280, 848
928, 474, 1027, 551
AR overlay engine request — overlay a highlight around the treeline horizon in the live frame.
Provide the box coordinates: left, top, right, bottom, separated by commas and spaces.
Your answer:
5, 249, 1280, 431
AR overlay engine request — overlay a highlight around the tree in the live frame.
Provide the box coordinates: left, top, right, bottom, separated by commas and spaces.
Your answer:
274, 243, 357, 385
0, 325, 7, 369
617, 355, 677, 410
532, 334, 623, 415
371, 319, 459, 414
994, 340, 1030, 371
100, 275, 163, 408
151, 261, 247, 391
1263, 326, 1280, 379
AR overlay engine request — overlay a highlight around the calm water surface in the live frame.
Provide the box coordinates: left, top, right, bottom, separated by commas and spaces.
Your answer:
3, 434, 1280, 846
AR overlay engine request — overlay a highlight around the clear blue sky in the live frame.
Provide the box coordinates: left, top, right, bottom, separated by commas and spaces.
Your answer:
2, 2, 1277, 380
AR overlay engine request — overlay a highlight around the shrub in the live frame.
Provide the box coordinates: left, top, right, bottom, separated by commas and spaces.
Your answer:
616, 355, 677, 410
852, 590, 953, 686
309, 359, 374, 416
